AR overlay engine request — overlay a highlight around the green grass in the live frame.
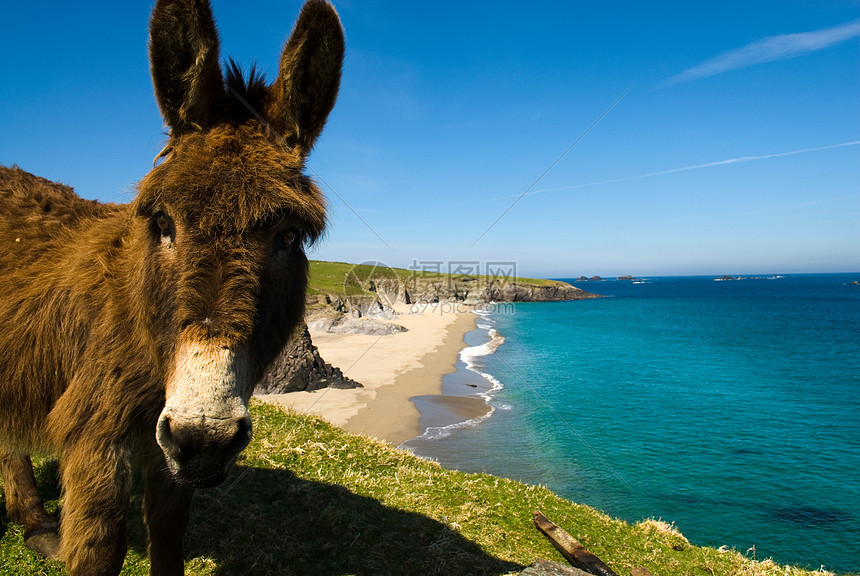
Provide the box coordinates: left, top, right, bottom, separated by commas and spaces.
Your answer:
307, 260, 378, 297
1, 402, 850, 575
307, 260, 567, 299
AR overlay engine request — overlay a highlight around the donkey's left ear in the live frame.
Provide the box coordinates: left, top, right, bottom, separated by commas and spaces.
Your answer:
267, 0, 344, 155
149, 0, 225, 134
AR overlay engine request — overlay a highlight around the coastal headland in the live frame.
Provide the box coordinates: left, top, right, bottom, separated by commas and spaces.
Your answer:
259, 261, 600, 445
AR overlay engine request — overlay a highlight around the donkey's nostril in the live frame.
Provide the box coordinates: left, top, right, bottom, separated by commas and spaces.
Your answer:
157, 416, 177, 452
160, 417, 199, 465
227, 415, 253, 454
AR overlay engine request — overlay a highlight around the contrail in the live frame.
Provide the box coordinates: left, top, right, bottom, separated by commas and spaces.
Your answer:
532, 140, 860, 195
447, 140, 859, 208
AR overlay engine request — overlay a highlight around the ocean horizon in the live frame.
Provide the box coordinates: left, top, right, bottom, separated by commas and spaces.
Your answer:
403, 273, 860, 574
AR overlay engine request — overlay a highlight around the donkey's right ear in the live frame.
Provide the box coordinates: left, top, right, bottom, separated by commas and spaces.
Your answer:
149, 0, 225, 134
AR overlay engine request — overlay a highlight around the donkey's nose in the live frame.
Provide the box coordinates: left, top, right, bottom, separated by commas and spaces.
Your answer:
161, 414, 252, 462
156, 412, 252, 485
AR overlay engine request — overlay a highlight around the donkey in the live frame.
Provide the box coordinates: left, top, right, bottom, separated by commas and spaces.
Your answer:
0, 0, 343, 574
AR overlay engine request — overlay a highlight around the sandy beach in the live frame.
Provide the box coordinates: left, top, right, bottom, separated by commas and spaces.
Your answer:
259, 304, 488, 445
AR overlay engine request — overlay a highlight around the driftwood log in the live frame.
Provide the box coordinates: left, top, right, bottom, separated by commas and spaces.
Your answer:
532, 511, 654, 576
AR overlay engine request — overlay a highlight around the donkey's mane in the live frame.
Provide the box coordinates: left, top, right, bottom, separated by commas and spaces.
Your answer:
153, 62, 271, 171
224, 60, 270, 125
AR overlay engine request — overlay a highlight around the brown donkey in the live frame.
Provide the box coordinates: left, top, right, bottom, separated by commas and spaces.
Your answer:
0, 0, 343, 574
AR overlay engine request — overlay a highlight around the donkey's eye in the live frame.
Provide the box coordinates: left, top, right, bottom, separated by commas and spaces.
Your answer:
156, 214, 170, 235
279, 229, 299, 251
152, 211, 175, 244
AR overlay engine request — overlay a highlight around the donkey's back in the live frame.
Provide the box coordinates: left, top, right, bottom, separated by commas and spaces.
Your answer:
0, 166, 121, 271
0, 165, 130, 452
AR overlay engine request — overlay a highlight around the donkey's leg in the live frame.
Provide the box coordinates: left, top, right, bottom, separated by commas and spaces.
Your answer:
59, 441, 132, 576
0, 450, 61, 559
142, 458, 194, 576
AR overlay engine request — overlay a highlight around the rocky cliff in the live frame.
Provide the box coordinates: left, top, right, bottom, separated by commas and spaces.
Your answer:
311, 276, 600, 318
255, 325, 361, 395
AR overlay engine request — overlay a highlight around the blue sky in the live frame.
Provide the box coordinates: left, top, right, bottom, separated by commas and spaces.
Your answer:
2, 1, 858, 278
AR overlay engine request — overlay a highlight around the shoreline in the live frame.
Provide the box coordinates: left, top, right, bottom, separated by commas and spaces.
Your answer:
259, 304, 486, 446
344, 310, 482, 444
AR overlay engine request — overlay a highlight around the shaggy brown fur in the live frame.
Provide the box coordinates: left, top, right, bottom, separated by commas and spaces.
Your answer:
0, 1, 343, 574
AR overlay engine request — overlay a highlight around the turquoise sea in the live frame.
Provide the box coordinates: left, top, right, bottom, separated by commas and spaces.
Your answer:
403, 274, 860, 573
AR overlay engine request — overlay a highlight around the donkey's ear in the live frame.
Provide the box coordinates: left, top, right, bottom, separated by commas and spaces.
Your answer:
149, 0, 225, 134
267, 0, 344, 154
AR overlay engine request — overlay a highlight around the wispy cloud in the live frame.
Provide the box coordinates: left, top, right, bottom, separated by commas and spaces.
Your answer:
668, 18, 860, 85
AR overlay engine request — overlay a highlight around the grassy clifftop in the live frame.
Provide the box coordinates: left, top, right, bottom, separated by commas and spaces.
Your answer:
308, 260, 564, 295
0, 402, 844, 575
307, 260, 595, 303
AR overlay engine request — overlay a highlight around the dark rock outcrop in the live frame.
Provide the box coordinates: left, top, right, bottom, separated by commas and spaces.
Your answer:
254, 325, 361, 395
